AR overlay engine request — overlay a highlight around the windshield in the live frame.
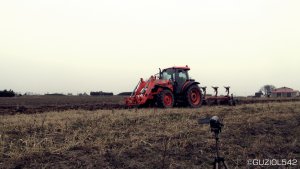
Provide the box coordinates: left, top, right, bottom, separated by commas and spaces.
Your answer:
160, 69, 174, 80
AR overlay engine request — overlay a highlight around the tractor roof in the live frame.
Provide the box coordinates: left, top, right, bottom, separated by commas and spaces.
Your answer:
164, 66, 190, 71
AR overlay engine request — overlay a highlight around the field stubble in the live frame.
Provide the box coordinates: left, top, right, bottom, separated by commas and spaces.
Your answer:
0, 102, 300, 168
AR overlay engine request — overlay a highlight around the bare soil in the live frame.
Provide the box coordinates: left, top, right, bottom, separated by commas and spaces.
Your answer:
0, 95, 299, 115
0, 96, 125, 115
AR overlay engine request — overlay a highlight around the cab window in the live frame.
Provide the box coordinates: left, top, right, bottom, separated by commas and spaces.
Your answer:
178, 71, 187, 80
161, 69, 174, 80
178, 70, 187, 82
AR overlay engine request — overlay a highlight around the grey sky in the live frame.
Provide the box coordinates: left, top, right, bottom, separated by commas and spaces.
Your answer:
1, 0, 300, 96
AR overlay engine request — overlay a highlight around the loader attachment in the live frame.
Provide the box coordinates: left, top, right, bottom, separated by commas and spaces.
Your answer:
125, 75, 172, 107
125, 77, 152, 106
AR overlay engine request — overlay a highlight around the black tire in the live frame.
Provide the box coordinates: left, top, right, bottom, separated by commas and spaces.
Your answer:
232, 99, 236, 106
228, 100, 233, 106
157, 89, 174, 108
185, 85, 202, 108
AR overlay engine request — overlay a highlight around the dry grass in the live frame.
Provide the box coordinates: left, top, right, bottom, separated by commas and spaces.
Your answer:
0, 102, 300, 169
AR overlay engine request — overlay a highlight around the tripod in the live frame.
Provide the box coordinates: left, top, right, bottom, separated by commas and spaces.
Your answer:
212, 129, 229, 169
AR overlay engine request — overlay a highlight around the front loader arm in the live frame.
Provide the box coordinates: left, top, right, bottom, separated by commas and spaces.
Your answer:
125, 77, 149, 106
125, 76, 174, 106
131, 78, 147, 96
125, 76, 159, 106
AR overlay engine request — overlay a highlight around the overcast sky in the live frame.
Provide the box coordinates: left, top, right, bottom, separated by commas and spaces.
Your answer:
1, 0, 299, 96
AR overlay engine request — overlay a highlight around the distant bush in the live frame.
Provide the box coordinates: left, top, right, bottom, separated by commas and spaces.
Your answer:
78, 92, 88, 96
118, 92, 132, 96
0, 89, 16, 97
90, 91, 113, 96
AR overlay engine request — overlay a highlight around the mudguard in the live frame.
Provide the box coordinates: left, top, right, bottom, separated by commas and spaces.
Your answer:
182, 81, 200, 93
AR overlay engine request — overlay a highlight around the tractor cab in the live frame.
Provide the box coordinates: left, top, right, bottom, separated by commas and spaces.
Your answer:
160, 66, 191, 94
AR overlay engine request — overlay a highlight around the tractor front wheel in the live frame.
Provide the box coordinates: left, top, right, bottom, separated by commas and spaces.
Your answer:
157, 90, 174, 108
186, 85, 202, 108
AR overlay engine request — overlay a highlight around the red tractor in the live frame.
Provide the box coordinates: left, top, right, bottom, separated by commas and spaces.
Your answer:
125, 66, 202, 108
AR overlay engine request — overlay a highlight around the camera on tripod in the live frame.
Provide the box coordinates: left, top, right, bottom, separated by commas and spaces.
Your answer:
210, 116, 224, 134
198, 115, 229, 169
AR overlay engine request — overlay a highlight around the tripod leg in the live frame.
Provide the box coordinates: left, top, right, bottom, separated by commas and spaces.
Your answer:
214, 162, 218, 169
222, 160, 229, 169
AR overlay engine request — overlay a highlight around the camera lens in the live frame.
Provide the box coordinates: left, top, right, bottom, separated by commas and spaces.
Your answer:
210, 116, 223, 133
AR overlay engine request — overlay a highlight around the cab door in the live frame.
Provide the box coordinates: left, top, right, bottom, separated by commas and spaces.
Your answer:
175, 69, 188, 94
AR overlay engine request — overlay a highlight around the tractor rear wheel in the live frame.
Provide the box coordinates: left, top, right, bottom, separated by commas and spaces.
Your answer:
157, 89, 174, 108
185, 85, 202, 108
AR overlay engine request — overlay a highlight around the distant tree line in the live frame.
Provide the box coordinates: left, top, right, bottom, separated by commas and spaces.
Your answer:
0, 90, 131, 97
117, 92, 131, 96
0, 89, 16, 97
45, 93, 65, 96
90, 91, 113, 96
